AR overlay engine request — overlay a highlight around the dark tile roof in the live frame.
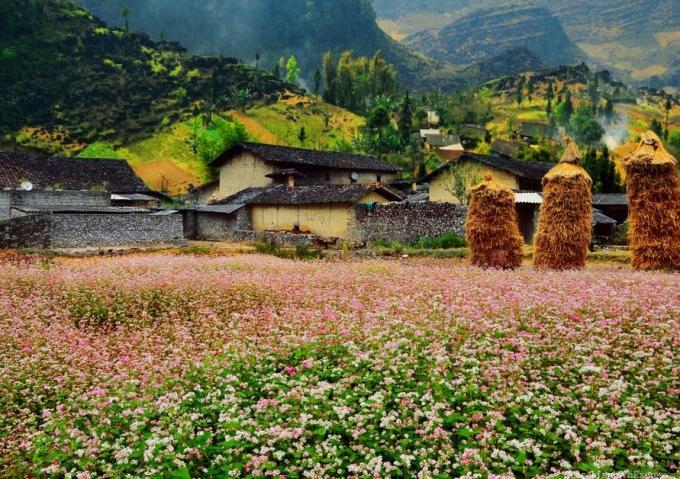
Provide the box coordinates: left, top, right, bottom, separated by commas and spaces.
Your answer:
210, 187, 270, 206
211, 142, 401, 172
592, 194, 628, 206
0, 151, 150, 193
424, 134, 462, 147
592, 209, 618, 225
12, 206, 150, 214
519, 122, 556, 139
248, 184, 402, 206
491, 139, 522, 157
421, 152, 555, 183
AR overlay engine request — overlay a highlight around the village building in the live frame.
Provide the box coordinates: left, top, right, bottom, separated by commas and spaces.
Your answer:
517, 122, 558, 144
209, 142, 401, 200
423, 152, 555, 204
0, 152, 183, 249
455, 124, 489, 149
422, 133, 465, 162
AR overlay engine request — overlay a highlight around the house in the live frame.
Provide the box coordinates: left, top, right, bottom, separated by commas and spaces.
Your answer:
209, 142, 401, 200
517, 122, 557, 144
455, 124, 489, 148
0, 151, 182, 249
490, 139, 523, 158
422, 134, 465, 162
592, 194, 628, 224
185, 183, 404, 241
422, 152, 555, 203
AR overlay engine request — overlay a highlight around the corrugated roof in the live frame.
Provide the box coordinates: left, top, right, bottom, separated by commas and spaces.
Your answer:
592, 194, 628, 206
211, 142, 401, 172
0, 151, 150, 193
424, 134, 462, 147
111, 193, 157, 201
515, 191, 543, 204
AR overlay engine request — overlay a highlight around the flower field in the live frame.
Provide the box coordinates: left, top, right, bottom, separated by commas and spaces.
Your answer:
0, 254, 678, 478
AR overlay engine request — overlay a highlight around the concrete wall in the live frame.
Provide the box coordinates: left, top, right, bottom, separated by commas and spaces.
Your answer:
430, 162, 519, 203
218, 151, 274, 198
347, 202, 468, 244
0, 213, 184, 249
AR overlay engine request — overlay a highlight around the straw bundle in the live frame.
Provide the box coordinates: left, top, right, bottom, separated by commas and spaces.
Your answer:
534, 138, 592, 270
624, 131, 680, 271
466, 175, 524, 269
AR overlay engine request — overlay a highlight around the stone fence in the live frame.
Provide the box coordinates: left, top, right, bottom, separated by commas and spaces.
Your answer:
348, 202, 467, 245
0, 213, 185, 249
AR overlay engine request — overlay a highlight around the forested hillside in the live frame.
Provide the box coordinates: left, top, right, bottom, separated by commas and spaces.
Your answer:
76, 0, 448, 89
0, 0, 292, 154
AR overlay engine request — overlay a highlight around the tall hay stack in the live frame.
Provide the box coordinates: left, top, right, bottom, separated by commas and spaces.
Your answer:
624, 131, 680, 271
534, 137, 593, 270
466, 175, 524, 269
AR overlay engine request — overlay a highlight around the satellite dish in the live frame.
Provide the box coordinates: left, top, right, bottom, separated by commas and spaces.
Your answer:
20, 181, 33, 191
350, 172, 359, 182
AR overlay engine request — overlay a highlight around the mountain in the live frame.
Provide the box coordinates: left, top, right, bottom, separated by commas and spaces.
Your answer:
75, 0, 446, 90
0, 0, 293, 154
374, 0, 680, 88
404, 6, 587, 68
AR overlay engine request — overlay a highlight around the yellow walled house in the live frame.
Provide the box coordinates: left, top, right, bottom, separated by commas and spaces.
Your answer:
209, 142, 401, 200
248, 184, 402, 238
423, 152, 554, 204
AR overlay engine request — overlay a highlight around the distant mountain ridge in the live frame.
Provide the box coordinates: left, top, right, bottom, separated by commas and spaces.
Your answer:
374, 0, 680, 88
405, 6, 587, 68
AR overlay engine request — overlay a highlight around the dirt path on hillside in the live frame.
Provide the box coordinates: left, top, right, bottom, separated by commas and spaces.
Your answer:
229, 111, 283, 145
132, 159, 201, 195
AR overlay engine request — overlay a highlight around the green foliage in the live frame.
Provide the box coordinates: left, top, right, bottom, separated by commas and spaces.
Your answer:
582, 146, 624, 193
188, 115, 249, 164
567, 106, 604, 145
77, 142, 120, 159
285, 55, 300, 85
413, 231, 467, 249
321, 50, 396, 115
254, 241, 324, 260
398, 90, 414, 142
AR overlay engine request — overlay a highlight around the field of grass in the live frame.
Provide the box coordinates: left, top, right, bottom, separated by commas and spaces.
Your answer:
244, 95, 364, 150
1, 253, 677, 477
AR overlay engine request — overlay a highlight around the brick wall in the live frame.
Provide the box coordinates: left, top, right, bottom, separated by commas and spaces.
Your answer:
0, 190, 110, 220
348, 202, 468, 245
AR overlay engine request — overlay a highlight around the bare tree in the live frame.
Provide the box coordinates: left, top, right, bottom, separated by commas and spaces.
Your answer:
442, 162, 483, 205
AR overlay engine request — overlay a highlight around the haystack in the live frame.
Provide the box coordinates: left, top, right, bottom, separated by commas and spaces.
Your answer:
466, 175, 524, 269
624, 131, 680, 270
534, 137, 592, 269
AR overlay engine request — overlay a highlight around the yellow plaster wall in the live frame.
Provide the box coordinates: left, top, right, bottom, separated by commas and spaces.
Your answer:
218, 152, 274, 198
251, 193, 390, 238
252, 204, 352, 238
328, 170, 398, 185
429, 162, 519, 204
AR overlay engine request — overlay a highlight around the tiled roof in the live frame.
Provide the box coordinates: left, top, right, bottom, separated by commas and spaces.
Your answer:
211, 142, 401, 172
248, 184, 403, 206
11, 206, 150, 214
424, 134, 462, 147
0, 151, 150, 193
421, 152, 555, 183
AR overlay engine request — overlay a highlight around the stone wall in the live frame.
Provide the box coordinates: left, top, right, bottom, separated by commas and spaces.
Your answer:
194, 210, 251, 241
0, 214, 50, 249
0, 190, 110, 220
0, 213, 184, 249
348, 202, 468, 244
46, 213, 184, 248
230, 230, 319, 247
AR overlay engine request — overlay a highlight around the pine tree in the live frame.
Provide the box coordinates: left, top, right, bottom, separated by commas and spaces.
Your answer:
322, 52, 337, 104
313, 68, 321, 96
298, 126, 307, 147
398, 90, 413, 143
604, 98, 614, 122
562, 91, 574, 124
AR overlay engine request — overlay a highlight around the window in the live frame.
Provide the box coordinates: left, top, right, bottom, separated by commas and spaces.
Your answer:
325, 171, 331, 182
